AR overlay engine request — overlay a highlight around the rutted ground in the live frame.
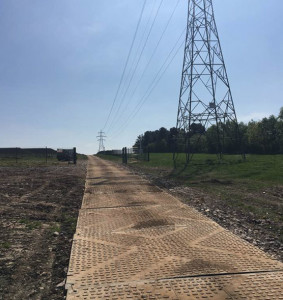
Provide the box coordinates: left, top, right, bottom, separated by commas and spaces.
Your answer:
0, 161, 86, 300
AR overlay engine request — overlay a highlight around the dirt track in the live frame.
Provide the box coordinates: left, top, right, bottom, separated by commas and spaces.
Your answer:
66, 156, 283, 299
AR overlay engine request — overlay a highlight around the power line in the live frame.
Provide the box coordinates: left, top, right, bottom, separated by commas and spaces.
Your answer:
102, 0, 147, 131
127, 0, 181, 106
107, 0, 164, 133
111, 41, 184, 138
109, 28, 186, 139
121, 0, 157, 93
108, 0, 181, 134
109, 34, 184, 139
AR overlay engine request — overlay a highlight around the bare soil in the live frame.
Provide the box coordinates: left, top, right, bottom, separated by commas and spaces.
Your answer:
0, 161, 87, 300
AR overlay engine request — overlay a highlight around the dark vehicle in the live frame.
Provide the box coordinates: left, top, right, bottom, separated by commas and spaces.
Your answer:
57, 148, 77, 164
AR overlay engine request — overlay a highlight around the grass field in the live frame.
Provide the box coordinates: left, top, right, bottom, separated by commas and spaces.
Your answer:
137, 153, 283, 184
98, 153, 283, 184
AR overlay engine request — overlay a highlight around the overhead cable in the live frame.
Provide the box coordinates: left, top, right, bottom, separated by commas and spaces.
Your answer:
109, 28, 186, 139
107, 0, 164, 133
109, 0, 181, 133
102, 0, 147, 131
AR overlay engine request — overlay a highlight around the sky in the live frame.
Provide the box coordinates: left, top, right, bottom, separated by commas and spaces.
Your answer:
0, 0, 282, 154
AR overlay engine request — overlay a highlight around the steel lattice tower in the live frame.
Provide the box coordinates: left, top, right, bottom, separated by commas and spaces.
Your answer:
175, 0, 238, 163
97, 130, 106, 153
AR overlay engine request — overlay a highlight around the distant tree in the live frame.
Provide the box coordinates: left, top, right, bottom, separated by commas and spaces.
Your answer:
168, 127, 178, 152
158, 127, 168, 141
190, 123, 206, 135
276, 107, 283, 153
189, 134, 208, 153
238, 122, 248, 153
246, 121, 262, 153
134, 135, 143, 147
259, 116, 279, 153
221, 121, 244, 154
206, 125, 219, 153
133, 107, 283, 154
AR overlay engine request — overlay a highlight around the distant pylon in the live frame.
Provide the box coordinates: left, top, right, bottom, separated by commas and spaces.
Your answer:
175, 0, 239, 164
97, 130, 106, 153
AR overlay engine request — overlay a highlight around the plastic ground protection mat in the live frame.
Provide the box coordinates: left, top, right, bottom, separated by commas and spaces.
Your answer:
66, 156, 283, 299
82, 192, 182, 209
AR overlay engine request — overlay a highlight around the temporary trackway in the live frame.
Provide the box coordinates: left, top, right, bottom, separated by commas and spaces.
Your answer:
66, 156, 283, 299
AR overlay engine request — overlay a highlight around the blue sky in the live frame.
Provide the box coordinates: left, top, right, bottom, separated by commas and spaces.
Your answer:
0, 0, 282, 154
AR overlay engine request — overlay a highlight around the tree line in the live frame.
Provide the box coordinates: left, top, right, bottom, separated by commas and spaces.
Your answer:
134, 107, 283, 155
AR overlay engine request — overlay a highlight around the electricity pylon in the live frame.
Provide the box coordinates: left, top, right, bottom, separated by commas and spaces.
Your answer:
97, 130, 106, 153
175, 0, 239, 164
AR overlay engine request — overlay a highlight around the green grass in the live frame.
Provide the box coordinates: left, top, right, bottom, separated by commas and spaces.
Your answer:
96, 154, 122, 162
128, 153, 283, 185
0, 242, 11, 249
97, 153, 283, 184
49, 223, 61, 234
19, 219, 42, 230
77, 153, 88, 160
61, 213, 78, 233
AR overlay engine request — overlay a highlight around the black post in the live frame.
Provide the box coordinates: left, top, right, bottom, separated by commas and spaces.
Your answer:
45, 147, 48, 164
122, 147, 128, 164
16, 147, 18, 163
73, 147, 77, 164
147, 150, 150, 162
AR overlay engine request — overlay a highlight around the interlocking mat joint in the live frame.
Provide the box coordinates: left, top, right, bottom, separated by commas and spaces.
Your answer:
66, 156, 283, 299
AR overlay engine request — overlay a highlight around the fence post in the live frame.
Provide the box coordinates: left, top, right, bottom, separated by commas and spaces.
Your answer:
122, 147, 128, 164
16, 147, 18, 163
46, 147, 48, 164
147, 150, 150, 162
73, 147, 77, 164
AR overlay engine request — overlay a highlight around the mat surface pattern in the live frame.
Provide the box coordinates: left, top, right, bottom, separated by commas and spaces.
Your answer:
66, 156, 283, 299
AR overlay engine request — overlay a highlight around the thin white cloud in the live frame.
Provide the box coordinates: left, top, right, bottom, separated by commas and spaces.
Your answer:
238, 112, 271, 123
83, 23, 103, 35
